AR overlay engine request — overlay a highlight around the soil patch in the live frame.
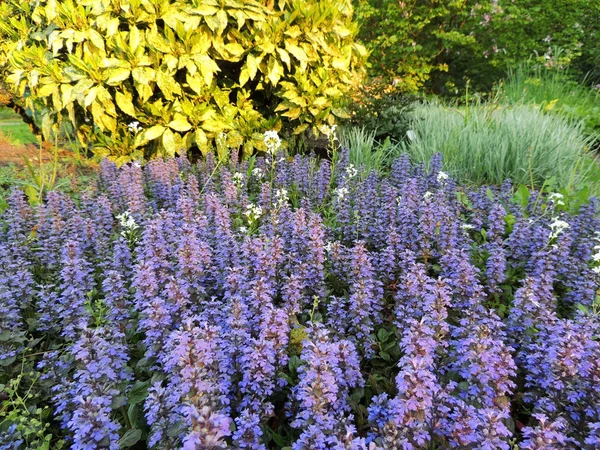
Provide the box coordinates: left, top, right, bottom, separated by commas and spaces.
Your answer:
0, 140, 66, 166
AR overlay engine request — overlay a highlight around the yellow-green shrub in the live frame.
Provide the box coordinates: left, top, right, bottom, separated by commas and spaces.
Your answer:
0, 0, 366, 163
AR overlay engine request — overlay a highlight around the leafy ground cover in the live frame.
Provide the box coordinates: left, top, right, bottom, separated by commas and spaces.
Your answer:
1, 146, 599, 449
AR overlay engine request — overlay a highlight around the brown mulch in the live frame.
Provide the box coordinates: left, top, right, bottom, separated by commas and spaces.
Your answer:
0, 139, 67, 166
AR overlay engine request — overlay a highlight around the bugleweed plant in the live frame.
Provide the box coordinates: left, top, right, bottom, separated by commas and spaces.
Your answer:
1, 149, 600, 449
402, 102, 599, 192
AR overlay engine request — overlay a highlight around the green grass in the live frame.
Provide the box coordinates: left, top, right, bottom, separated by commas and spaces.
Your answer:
0, 123, 38, 145
0, 106, 20, 121
338, 125, 402, 174
0, 106, 38, 145
402, 101, 600, 193
501, 62, 600, 134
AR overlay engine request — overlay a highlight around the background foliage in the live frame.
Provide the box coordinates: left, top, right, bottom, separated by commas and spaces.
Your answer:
353, 0, 600, 94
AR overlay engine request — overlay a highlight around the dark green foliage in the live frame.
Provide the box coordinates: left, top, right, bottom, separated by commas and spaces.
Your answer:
345, 78, 415, 142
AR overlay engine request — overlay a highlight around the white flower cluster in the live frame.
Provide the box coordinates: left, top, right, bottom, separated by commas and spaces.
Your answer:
252, 167, 264, 179
245, 203, 263, 222
232, 172, 244, 187
548, 192, 565, 206
437, 171, 449, 185
334, 186, 349, 201
591, 232, 600, 274
321, 124, 338, 140
116, 211, 139, 240
128, 121, 141, 134
549, 218, 569, 240
275, 188, 289, 207
345, 164, 358, 179
263, 130, 281, 155
423, 191, 433, 200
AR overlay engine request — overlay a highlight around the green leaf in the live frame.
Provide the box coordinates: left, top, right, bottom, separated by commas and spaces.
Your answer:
376, 328, 390, 343
504, 214, 516, 232
379, 351, 390, 361
267, 429, 287, 447
512, 184, 531, 209
118, 429, 142, 448
288, 355, 301, 371
168, 119, 192, 132
135, 125, 166, 147
104, 68, 131, 85
455, 191, 473, 209
132, 67, 155, 85
128, 380, 150, 406
116, 91, 136, 117
111, 395, 126, 409
192, 4, 219, 15
576, 303, 590, 315
0, 355, 16, 367
162, 128, 180, 156
267, 56, 283, 85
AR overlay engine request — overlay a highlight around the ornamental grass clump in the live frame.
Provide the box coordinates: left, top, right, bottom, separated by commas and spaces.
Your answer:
402, 102, 599, 192
1, 148, 599, 449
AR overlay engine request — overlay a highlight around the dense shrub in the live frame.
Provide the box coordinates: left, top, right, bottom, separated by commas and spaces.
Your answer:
402, 102, 599, 191
2, 147, 600, 448
0, 0, 366, 162
353, 0, 600, 93
344, 78, 414, 143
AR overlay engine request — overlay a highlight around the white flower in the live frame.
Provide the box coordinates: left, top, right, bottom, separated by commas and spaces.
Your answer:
345, 164, 358, 179
127, 121, 141, 134
116, 211, 138, 229
462, 223, 475, 230
324, 241, 334, 253
245, 203, 263, 222
423, 191, 433, 200
406, 130, 417, 141
321, 124, 338, 140
239, 226, 248, 233
275, 188, 289, 206
334, 186, 349, 201
549, 218, 569, 240
593, 266, 600, 275
116, 211, 139, 240
252, 167, 264, 179
263, 130, 281, 155
232, 172, 244, 187
437, 171, 449, 184
548, 192, 565, 206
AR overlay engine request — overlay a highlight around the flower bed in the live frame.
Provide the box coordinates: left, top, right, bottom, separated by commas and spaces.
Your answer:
1, 150, 599, 449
